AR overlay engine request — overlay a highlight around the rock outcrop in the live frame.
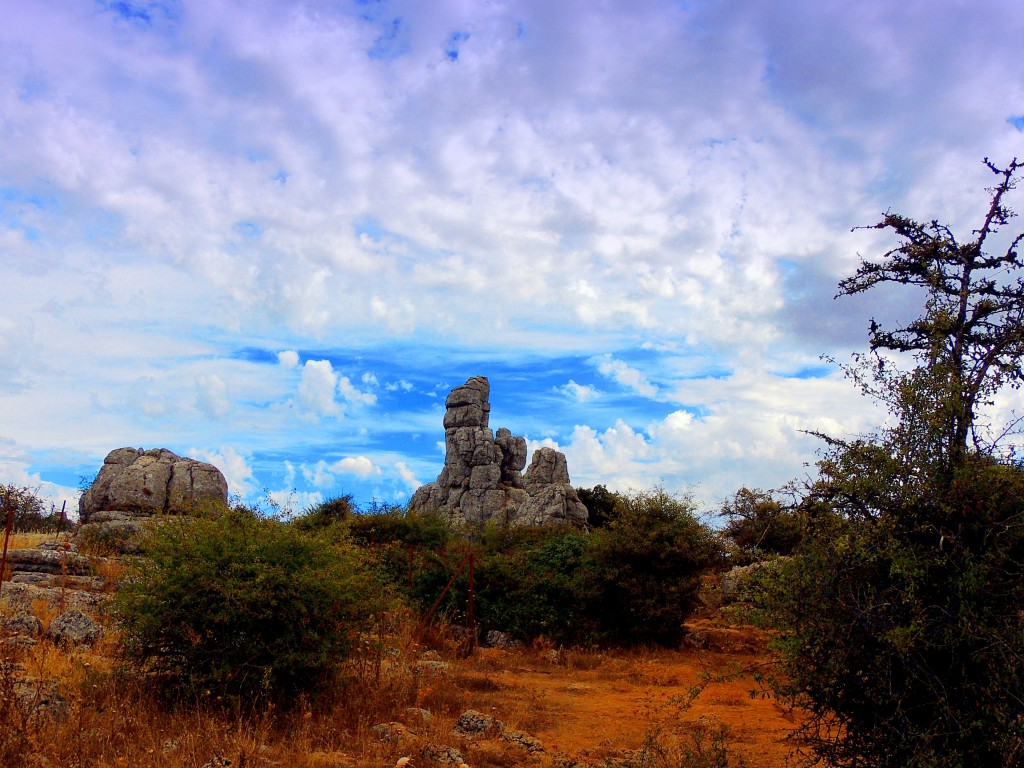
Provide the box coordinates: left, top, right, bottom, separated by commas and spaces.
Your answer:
78, 447, 228, 551
410, 377, 588, 528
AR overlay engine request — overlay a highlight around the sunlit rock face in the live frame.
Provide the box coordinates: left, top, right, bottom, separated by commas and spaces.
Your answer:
77, 447, 229, 552
410, 377, 588, 528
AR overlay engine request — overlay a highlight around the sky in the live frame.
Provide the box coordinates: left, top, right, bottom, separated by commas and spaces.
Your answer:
2, 0, 1024, 518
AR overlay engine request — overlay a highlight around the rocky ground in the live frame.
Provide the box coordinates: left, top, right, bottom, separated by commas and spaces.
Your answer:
1, 534, 794, 768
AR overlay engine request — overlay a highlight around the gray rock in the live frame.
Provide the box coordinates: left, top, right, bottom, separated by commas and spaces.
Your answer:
46, 610, 103, 647
484, 630, 521, 650
452, 709, 501, 738
405, 707, 434, 724
0, 582, 109, 613
2, 548, 94, 576
502, 729, 544, 753
15, 679, 69, 721
1, 612, 43, 638
79, 447, 228, 522
420, 744, 466, 765
372, 721, 414, 744
410, 377, 588, 529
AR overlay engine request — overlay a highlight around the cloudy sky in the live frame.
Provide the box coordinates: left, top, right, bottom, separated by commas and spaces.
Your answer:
3, 0, 1024, 517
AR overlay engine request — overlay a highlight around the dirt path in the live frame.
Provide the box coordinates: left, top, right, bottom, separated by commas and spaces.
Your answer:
450, 641, 797, 767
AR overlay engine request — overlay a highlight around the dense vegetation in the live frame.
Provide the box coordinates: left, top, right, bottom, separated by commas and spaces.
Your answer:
115, 506, 388, 701
757, 158, 1024, 767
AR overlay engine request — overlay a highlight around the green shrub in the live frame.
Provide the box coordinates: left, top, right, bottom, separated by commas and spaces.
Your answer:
718, 487, 804, 563
292, 494, 355, 531
115, 506, 387, 702
587, 488, 723, 645
474, 526, 596, 643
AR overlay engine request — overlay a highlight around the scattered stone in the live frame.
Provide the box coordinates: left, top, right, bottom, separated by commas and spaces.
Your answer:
414, 659, 451, 676
502, 729, 545, 753
1, 611, 43, 638
419, 649, 442, 661
372, 722, 415, 744
1, 548, 94, 576
0, 582, 108, 613
9, 572, 106, 590
452, 709, 502, 739
420, 744, 466, 765
200, 758, 232, 768
405, 707, 434, 725
46, 609, 104, 647
410, 377, 588, 528
483, 630, 521, 650
14, 679, 70, 722
2, 635, 37, 650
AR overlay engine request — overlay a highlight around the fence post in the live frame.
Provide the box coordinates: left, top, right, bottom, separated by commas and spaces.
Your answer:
0, 492, 15, 598
56, 499, 67, 537
467, 551, 475, 652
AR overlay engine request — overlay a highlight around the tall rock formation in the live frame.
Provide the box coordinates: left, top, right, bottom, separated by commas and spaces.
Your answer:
410, 377, 588, 528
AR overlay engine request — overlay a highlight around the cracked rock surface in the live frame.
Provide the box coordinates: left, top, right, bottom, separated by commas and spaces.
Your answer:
410, 377, 588, 528
79, 447, 228, 522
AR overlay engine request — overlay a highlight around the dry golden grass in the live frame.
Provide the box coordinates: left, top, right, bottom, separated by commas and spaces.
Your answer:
4, 531, 63, 549
1, 576, 783, 768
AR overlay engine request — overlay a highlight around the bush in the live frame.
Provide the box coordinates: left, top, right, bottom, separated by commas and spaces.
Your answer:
292, 494, 355, 531
115, 506, 388, 702
0, 484, 65, 533
474, 526, 596, 644
587, 489, 723, 645
718, 487, 804, 562
760, 454, 1024, 766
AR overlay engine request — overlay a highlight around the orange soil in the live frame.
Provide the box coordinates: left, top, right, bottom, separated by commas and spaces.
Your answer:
449, 638, 797, 767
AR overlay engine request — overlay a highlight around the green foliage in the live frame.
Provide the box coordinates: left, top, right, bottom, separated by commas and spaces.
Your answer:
0, 484, 64, 532
115, 506, 387, 702
762, 159, 1024, 767
292, 494, 356, 531
587, 489, 723, 645
369, 490, 723, 647
473, 526, 596, 643
718, 487, 804, 562
763, 455, 1024, 766
576, 484, 621, 528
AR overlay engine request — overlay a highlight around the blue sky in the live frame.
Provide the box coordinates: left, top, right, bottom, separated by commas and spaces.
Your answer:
2, 0, 1024, 516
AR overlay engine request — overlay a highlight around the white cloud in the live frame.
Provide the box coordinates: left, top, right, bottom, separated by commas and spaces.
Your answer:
299, 360, 342, 417
596, 355, 658, 398
394, 460, 420, 491
301, 460, 336, 489
195, 373, 230, 419
277, 350, 299, 369
338, 375, 377, 406
386, 379, 414, 392
557, 379, 601, 403
192, 445, 256, 498
331, 456, 381, 478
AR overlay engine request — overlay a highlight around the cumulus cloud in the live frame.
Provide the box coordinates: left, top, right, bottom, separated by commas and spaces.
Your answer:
3, 0, 1023, 514
193, 445, 256, 498
338, 375, 377, 406
596, 356, 658, 398
331, 456, 381, 478
299, 360, 342, 417
394, 460, 420, 491
557, 379, 601, 403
